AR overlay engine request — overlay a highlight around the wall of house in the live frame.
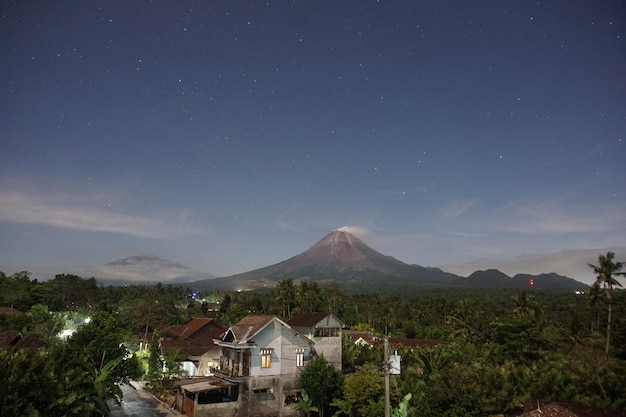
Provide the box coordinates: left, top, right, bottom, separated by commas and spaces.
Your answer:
248, 320, 313, 377
194, 349, 220, 376
313, 336, 342, 370
244, 374, 301, 417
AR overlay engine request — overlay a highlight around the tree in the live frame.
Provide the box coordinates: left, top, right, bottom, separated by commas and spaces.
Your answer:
298, 280, 323, 313
334, 362, 384, 417
274, 279, 297, 319
62, 311, 142, 392
148, 330, 163, 383
512, 290, 536, 316
299, 355, 343, 417
588, 251, 626, 354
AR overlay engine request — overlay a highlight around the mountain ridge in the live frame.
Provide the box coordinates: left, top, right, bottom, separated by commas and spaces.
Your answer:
185, 230, 587, 292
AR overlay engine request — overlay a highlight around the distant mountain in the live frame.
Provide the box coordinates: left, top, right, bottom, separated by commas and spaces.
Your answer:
512, 272, 586, 289
456, 269, 516, 288
188, 230, 459, 291
88, 255, 216, 285
455, 269, 586, 289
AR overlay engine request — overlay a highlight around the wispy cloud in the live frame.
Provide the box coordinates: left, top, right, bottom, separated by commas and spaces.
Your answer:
441, 199, 478, 218
0, 186, 205, 239
488, 197, 626, 235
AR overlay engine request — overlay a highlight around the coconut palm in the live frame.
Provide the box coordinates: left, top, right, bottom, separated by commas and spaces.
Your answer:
512, 290, 536, 316
588, 251, 626, 354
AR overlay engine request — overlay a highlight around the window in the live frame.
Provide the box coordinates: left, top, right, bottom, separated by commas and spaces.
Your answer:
254, 388, 275, 401
314, 327, 339, 337
261, 348, 272, 368
296, 348, 305, 367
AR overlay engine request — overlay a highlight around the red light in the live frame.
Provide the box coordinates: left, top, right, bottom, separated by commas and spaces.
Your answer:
529, 279, 534, 286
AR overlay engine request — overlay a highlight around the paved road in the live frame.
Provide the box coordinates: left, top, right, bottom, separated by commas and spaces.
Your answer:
108, 381, 181, 417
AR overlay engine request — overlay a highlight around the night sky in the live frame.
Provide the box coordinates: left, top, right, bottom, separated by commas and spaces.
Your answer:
1, 1, 625, 285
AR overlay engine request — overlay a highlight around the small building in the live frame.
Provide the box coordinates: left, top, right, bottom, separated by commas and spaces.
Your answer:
343, 329, 379, 347
174, 376, 239, 417
158, 318, 226, 377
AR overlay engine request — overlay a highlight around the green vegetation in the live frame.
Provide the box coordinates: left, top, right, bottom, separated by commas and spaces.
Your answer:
1, 253, 626, 416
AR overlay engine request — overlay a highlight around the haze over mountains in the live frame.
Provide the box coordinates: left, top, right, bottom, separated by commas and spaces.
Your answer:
86, 255, 216, 285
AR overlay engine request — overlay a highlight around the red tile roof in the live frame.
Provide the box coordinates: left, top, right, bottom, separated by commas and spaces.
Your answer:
388, 338, 443, 348
0, 330, 44, 349
158, 318, 225, 356
288, 312, 335, 327
523, 401, 626, 417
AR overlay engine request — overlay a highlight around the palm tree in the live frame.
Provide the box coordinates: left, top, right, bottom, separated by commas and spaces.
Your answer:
512, 290, 536, 316
275, 279, 296, 319
588, 251, 626, 354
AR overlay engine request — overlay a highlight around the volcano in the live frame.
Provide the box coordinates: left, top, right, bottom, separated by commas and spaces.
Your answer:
190, 229, 458, 291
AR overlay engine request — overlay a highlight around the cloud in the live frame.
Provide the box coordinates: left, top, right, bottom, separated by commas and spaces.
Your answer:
441, 199, 478, 218
488, 197, 626, 236
337, 225, 370, 237
0, 185, 204, 239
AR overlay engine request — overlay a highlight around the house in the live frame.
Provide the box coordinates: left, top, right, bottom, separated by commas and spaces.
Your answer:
173, 376, 239, 417
388, 337, 443, 349
521, 400, 626, 417
343, 330, 443, 351
0, 330, 44, 349
288, 312, 345, 370
174, 314, 316, 417
158, 317, 226, 377
343, 329, 379, 347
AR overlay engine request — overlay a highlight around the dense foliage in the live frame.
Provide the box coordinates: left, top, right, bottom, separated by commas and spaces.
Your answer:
1, 253, 626, 416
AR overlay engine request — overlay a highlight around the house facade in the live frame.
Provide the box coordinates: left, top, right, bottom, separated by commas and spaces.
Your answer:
175, 315, 317, 417
158, 318, 226, 377
288, 312, 345, 370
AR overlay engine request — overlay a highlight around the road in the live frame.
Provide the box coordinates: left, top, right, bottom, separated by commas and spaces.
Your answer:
108, 381, 181, 417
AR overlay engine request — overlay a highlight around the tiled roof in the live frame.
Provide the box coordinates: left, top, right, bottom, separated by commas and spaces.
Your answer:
158, 318, 225, 356
342, 331, 443, 348
344, 330, 379, 345
521, 403, 579, 417
0, 330, 21, 347
160, 318, 224, 340
0, 330, 44, 349
288, 312, 334, 327
229, 315, 275, 342
523, 401, 626, 417
388, 338, 443, 348
0, 307, 24, 315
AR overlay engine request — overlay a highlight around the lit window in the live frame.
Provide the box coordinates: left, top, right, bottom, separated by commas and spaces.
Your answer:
296, 348, 304, 367
261, 348, 272, 368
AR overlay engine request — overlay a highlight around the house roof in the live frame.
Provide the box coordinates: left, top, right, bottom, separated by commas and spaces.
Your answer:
229, 315, 276, 342
0, 307, 24, 315
175, 376, 236, 393
344, 330, 379, 345
342, 331, 443, 349
288, 312, 345, 328
522, 401, 626, 417
0, 330, 44, 349
388, 338, 443, 348
221, 315, 314, 346
521, 403, 579, 417
179, 378, 236, 393
158, 318, 225, 356
0, 330, 21, 347
161, 318, 224, 340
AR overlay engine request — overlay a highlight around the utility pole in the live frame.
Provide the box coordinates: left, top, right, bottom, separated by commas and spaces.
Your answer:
384, 337, 390, 417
